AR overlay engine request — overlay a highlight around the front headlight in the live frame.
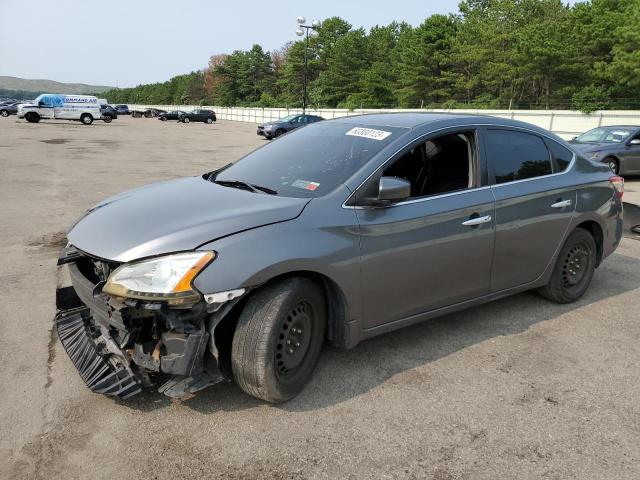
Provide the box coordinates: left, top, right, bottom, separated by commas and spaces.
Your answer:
103, 251, 215, 305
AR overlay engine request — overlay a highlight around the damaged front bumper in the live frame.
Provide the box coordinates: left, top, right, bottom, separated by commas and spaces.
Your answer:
54, 246, 239, 400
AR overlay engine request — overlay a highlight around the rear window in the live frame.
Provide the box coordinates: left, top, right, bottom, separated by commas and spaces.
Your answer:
216, 122, 408, 197
544, 139, 574, 172
487, 129, 552, 184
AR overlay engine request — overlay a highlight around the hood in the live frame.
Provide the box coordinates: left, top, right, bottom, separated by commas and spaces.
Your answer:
68, 176, 310, 263
259, 122, 279, 128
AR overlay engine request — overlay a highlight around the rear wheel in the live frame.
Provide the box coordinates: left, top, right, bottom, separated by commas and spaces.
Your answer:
0, 110, 9, 117
182, 116, 190, 123
102, 115, 112, 123
25, 112, 40, 123
604, 157, 619, 175
205, 117, 213, 124
231, 277, 326, 403
80, 114, 93, 125
538, 228, 597, 303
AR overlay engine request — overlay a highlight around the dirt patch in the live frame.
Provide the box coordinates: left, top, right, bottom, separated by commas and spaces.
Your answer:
40, 139, 71, 145
27, 232, 67, 250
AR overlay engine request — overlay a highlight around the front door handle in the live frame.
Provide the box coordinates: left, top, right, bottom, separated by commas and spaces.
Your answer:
551, 199, 572, 208
462, 215, 492, 226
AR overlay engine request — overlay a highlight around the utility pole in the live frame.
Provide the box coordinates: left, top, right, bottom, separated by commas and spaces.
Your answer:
295, 17, 320, 115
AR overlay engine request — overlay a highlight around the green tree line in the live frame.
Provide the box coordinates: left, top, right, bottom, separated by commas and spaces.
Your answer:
103, 0, 640, 112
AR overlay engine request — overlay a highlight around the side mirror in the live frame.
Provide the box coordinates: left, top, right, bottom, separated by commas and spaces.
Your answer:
629, 139, 640, 146
38, 101, 44, 107
571, 136, 577, 141
366, 177, 411, 206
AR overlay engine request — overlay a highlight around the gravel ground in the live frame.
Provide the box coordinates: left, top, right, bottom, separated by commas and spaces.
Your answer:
1, 116, 639, 480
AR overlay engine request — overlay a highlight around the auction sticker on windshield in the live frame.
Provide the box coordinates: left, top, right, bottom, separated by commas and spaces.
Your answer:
346, 127, 392, 141
292, 179, 320, 191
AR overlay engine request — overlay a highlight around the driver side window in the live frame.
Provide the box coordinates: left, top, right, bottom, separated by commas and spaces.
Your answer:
381, 131, 477, 199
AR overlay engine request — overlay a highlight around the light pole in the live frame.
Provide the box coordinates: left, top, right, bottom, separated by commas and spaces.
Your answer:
295, 17, 320, 114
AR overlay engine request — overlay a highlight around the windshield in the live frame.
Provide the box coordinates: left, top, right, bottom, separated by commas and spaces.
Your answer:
279, 115, 297, 122
576, 127, 635, 143
216, 122, 408, 198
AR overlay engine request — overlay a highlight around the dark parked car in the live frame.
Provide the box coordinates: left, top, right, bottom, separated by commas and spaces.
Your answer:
158, 110, 186, 121
55, 113, 623, 403
257, 114, 324, 139
569, 125, 640, 175
179, 109, 216, 124
114, 105, 130, 115
100, 104, 118, 123
0, 102, 19, 117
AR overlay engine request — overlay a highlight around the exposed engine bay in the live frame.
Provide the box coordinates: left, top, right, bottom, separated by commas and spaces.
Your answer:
55, 245, 242, 399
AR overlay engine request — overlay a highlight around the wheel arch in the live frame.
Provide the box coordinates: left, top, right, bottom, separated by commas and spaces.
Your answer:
602, 154, 620, 173
211, 269, 351, 375
574, 220, 604, 267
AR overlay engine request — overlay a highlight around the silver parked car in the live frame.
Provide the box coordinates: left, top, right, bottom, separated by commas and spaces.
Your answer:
569, 125, 640, 175
55, 113, 624, 403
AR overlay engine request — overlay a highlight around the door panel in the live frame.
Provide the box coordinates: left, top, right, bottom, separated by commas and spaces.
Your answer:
620, 141, 640, 173
356, 188, 495, 329
490, 181, 576, 291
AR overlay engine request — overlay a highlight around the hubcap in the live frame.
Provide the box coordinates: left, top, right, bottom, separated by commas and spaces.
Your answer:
608, 161, 617, 173
562, 243, 590, 287
275, 301, 313, 378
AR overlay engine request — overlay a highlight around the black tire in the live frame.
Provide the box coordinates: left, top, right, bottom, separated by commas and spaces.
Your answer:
182, 116, 190, 123
25, 112, 40, 123
274, 128, 286, 138
0, 110, 9, 117
231, 277, 326, 403
80, 114, 93, 125
538, 228, 597, 303
102, 115, 112, 123
205, 117, 213, 124
604, 157, 619, 175
159, 116, 167, 121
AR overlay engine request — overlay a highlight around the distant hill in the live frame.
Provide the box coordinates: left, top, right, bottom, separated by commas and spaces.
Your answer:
0, 76, 113, 95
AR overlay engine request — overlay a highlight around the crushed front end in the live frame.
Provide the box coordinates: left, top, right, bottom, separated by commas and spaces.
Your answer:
54, 245, 238, 400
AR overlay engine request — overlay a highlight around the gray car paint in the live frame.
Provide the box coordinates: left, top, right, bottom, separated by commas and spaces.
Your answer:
67, 113, 623, 349
570, 126, 640, 175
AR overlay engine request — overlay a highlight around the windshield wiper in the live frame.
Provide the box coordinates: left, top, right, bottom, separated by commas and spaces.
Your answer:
213, 179, 277, 195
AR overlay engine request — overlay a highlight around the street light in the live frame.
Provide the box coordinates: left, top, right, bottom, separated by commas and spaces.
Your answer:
295, 16, 320, 114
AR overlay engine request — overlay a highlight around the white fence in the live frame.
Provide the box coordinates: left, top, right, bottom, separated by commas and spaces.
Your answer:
129, 105, 640, 140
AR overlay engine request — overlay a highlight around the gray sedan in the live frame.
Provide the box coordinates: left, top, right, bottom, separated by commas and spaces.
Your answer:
257, 114, 324, 139
55, 113, 623, 403
570, 125, 640, 175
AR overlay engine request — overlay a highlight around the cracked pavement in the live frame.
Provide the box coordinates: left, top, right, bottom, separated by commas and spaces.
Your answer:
1, 117, 639, 479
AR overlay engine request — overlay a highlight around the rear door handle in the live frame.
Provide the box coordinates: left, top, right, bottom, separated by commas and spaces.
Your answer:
551, 199, 572, 208
462, 215, 492, 226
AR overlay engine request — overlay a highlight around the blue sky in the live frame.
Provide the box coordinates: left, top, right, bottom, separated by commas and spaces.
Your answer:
0, 0, 462, 87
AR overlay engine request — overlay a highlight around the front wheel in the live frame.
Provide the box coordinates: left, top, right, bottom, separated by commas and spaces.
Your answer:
538, 228, 597, 303
205, 117, 213, 124
231, 277, 326, 403
274, 128, 286, 138
102, 115, 112, 123
80, 114, 93, 125
25, 112, 40, 123
159, 116, 167, 121
604, 157, 619, 175
182, 116, 190, 123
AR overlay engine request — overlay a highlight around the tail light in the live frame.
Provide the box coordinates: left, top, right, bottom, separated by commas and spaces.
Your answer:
609, 175, 624, 198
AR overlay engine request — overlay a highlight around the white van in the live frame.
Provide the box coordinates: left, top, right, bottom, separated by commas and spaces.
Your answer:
18, 94, 102, 125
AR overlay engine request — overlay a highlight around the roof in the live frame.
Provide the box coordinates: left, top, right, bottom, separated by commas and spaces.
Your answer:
333, 112, 503, 128
330, 112, 567, 141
